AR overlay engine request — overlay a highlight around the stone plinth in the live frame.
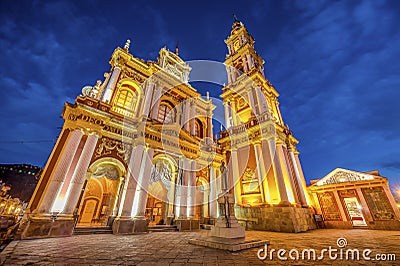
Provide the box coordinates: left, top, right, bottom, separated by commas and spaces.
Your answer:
188, 236, 268, 252
16, 214, 75, 240
190, 193, 267, 251
112, 217, 149, 234
210, 193, 245, 238
175, 219, 200, 231
210, 215, 245, 238
235, 205, 316, 232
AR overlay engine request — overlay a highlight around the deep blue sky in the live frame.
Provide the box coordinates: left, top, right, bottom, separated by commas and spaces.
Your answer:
1, 1, 400, 194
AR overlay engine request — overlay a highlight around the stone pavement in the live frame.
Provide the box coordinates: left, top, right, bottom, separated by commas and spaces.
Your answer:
1, 229, 399, 265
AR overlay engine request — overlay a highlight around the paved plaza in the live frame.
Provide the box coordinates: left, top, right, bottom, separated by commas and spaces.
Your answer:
1, 229, 399, 265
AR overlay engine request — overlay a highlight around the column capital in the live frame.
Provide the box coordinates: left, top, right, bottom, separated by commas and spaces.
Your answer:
154, 80, 162, 87
230, 147, 238, 153
253, 140, 262, 146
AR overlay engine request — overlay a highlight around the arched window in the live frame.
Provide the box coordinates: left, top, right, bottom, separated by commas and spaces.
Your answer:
115, 88, 135, 109
157, 103, 173, 123
112, 85, 138, 118
194, 119, 203, 138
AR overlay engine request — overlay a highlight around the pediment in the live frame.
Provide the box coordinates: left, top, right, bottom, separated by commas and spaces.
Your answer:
314, 168, 376, 186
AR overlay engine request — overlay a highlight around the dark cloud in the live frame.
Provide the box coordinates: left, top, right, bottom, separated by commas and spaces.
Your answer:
0, 0, 399, 187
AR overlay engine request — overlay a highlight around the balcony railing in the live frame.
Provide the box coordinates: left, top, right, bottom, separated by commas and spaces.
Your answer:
111, 106, 136, 118
219, 112, 274, 139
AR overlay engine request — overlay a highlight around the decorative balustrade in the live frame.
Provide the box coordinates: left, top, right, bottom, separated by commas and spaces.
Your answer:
111, 106, 136, 118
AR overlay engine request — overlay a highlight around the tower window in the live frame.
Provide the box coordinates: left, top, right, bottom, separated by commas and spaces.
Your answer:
157, 104, 173, 123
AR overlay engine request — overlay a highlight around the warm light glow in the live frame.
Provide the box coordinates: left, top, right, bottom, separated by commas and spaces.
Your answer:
51, 196, 66, 213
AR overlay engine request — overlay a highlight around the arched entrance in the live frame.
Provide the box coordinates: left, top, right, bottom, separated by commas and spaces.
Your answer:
146, 154, 177, 225
76, 158, 125, 227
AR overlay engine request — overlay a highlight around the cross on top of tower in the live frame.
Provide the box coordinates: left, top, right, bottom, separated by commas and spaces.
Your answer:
232, 14, 243, 31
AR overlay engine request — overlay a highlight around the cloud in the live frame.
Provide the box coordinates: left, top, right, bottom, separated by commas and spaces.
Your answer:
258, 1, 400, 183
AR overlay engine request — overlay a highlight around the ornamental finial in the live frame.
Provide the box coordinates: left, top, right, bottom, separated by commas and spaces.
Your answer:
175, 41, 179, 56
124, 39, 131, 51
233, 14, 239, 22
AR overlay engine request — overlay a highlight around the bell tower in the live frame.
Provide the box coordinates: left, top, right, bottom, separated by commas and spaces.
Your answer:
224, 16, 265, 83
222, 17, 284, 128
219, 18, 315, 232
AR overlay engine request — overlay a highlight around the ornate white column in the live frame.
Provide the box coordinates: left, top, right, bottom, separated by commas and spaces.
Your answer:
132, 148, 155, 218
214, 167, 221, 217
355, 188, 373, 221
382, 185, 400, 219
255, 88, 268, 114
277, 145, 298, 203
227, 67, 234, 84
112, 176, 126, 216
174, 159, 184, 218
332, 190, 348, 221
231, 100, 239, 127
269, 141, 289, 204
183, 101, 190, 131
288, 151, 307, 205
141, 82, 155, 117
260, 139, 278, 202
51, 144, 82, 212
167, 170, 177, 218
247, 90, 259, 115
134, 95, 143, 117
190, 101, 196, 135
207, 114, 213, 139
187, 160, 196, 218
203, 188, 209, 218
254, 142, 268, 202
293, 153, 311, 205
209, 166, 218, 218
246, 54, 254, 69
230, 149, 242, 205
242, 57, 248, 72
102, 67, 121, 104
38, 130, 83, 214
117, 174, 129, 216
223, 102, 231, 129
119, 145, 145, 217
150, 85, 162, 119
62, 133, 99, 214
179, 158, 189, 218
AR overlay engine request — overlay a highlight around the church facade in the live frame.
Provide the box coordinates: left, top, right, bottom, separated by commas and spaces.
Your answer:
309, 168, 400, 230
18, 19, 315, 239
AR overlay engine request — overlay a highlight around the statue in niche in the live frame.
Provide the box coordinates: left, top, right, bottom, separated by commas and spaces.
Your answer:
91, 165, 119, 181
150, 160, 173, 190
220, 162, 228, 192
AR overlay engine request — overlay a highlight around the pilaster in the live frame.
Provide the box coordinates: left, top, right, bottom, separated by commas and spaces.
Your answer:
102, 67, 121, 104
37, 130, 84, 214
62, 133, 99, 214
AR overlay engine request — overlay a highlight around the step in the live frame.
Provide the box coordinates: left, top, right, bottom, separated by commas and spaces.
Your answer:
201, 224, 212, 230
148, 225, 178, 232
73, 227, 113, 235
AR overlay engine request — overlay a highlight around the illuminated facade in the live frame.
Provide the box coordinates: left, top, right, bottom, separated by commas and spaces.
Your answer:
309, 168, 400, 230
18, 19, 315, 239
